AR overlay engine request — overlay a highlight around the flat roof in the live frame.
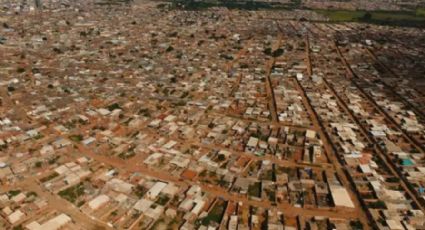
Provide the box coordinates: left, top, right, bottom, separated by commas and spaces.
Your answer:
329, 185, 355, 208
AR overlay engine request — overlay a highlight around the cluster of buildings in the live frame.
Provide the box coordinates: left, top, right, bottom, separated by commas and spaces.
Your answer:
300, 22, 425, 229
0, 188, 78, 229
0, 0, 425, 229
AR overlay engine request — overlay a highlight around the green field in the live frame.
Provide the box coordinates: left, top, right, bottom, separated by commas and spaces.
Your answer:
168, 0, 299, 11
314, 9, 425, 27
315, 10, 365, 21
417, 8, 425, 17
372, 12, 424, 21
58, 183, 85, 203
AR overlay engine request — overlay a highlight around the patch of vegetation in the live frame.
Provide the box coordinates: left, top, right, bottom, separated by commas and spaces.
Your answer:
265, 188, 276, 202
27, 191, 37, 197
62, 87, 71, 94
200, 200, 227, 226
133, 185, 147, 198
48, 156, 60, 165
95, 0, 133, 6
217, 154, 226, 162
350, 220, 364, 230
368, 200, 387, 209
34, 161, 42, 168
155, 194, 170, 206
315, 9, 365, 21
170, 0, 297, 11
34, 133, 44, 140
174, 100, 187, 106
180, 91, 189, 98
40, 172, 59, 183
77, 200, 85, 207
385, 177, 400, 183
417, 8, 425, 17
69, 134, 83, 142
248, 182, 261, 198
314, 9, 425, 28
263, 47, 272, 56
7, 190, 21, 197
107, 103, 122, 111
260, 169, 274, 181
138, 108, 151, 117
58, 183, 85, 203
118, 151, 135, 160
199, 170, 207, 177
272, 48, 284, 57
12, 225, 23, 230
166, 46, 174, 52
219, 53, 233, 60
64, 121, 76, 130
